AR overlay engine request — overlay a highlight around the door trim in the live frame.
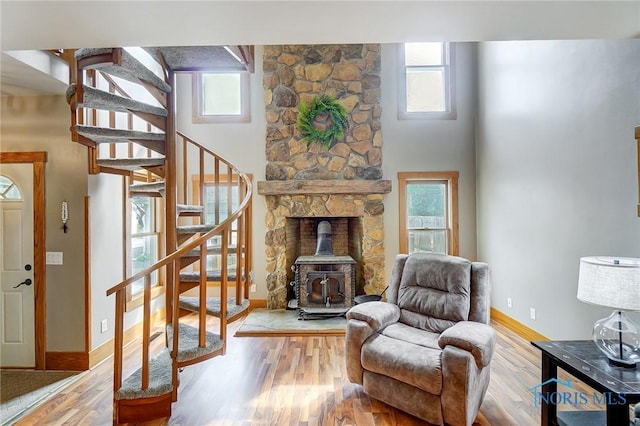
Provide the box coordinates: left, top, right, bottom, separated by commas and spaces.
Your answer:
0, 151, 47, 369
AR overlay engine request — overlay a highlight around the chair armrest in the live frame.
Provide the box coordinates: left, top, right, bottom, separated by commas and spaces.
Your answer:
346, 301, 400, 332
438, 321, 497, 368
345, 302, 400, 385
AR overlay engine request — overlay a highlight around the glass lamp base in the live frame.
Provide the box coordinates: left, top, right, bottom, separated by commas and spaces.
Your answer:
608, 357, 637, 368
593, 310, 640, 368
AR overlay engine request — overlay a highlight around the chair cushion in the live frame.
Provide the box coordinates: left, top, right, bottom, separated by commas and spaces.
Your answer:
398, 253, 471, 333
361, 333, 442, 395
380, 322, 441, 350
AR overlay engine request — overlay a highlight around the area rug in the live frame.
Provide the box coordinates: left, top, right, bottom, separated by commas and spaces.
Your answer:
0, 370, 82, 425
235, 308, 346, 337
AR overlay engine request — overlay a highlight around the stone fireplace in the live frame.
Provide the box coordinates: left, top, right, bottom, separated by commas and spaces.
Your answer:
259, 44, 390, 309
260, 188, 389, 308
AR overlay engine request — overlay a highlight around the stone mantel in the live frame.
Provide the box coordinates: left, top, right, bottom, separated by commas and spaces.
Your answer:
257, 179, 392, 196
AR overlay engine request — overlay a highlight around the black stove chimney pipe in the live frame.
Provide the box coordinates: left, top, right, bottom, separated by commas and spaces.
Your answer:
314, 220, 333, 255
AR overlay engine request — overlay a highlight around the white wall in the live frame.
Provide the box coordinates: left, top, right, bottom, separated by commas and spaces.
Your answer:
87, 173, 122, 349
476, 39, 640, 339
381, 42, 478, 275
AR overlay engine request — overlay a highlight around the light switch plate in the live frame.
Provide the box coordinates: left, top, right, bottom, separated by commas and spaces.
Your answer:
46, 252, 63, 265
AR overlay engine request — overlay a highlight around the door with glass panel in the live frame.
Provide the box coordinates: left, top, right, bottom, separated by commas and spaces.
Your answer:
0, 166, 35, 367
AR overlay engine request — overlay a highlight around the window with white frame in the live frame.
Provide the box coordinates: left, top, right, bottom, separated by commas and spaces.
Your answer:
398, 42, 456, 119
192, 72, 250, 123
398, 172, 459, 256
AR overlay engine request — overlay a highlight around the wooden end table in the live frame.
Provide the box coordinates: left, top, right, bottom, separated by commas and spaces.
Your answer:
531, 340, 640, 426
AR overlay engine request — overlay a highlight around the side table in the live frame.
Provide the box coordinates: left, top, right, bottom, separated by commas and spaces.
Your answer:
531, 340, 640, 426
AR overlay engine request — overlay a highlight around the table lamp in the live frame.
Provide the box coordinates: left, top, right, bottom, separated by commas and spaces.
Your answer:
577, 256, 640, 368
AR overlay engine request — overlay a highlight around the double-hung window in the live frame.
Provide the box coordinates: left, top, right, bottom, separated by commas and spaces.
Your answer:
398, 42, 456, 119
192, 72, 250, 123
127, 192, 162, 308
399, 172, 459, 256
191, 174, 251, 279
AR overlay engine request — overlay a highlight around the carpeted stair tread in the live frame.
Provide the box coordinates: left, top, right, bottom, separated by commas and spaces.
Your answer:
145, 46, 249, 72
75, 48, 171, 93
177, 204, 203, 214
130, 182, 165, 195
179, 296, 250, 319
67, 84, 168, 117
166, 323, 223, 363
115, 349, 172, 400
182, 245, 237, 257
179, 269, 237, 282
96, 157, 165, 171
76, 125, 165, 146
177, 224, 217, 234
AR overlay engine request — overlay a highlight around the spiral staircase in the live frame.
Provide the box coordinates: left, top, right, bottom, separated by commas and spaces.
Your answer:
66, 46, 254, 423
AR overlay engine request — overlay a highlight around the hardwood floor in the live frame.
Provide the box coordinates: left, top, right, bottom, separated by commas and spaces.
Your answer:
15, 316, 604, 425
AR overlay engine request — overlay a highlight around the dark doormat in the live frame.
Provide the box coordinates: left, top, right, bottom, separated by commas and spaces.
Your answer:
0, 370, 82, 425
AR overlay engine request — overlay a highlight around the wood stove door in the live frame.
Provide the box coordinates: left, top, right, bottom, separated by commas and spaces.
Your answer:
305, 271, 345, 306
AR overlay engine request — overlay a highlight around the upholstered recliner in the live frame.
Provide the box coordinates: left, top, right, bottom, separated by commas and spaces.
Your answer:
345, 253, 496, 426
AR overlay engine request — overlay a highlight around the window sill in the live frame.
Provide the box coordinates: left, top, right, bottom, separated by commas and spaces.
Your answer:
398, 110, 457, 120
126, 286, 165, 312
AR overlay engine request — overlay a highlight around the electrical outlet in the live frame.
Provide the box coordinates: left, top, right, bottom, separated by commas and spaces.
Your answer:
530, 308, 536, 320
507, 297, 513, 309
100, 319, 108, 334
250, 284, 257, 293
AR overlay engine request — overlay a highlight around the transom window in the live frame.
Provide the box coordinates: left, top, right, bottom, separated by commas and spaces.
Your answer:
192, 72, 250, 123
399, 171, 459, 255
0, 175, 22, 200
398, 42, 456, 120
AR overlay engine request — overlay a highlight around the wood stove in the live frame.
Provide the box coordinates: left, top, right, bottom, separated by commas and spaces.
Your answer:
292, 220, 355, 319
294, 255, 355, 317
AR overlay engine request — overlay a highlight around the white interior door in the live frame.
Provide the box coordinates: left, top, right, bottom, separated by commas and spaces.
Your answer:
0, 163, 35, 367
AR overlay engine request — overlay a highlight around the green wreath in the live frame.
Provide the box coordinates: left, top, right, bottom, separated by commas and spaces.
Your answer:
297, 95, 348, 148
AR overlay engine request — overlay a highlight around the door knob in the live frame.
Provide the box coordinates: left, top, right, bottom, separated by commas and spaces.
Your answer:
13, 279, 32, 288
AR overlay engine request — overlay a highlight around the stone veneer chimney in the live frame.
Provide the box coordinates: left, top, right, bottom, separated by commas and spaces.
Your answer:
258, 44, 391, 309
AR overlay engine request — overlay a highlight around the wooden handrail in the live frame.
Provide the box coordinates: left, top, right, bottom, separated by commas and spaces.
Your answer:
106, 168, 251, 296
177, 131, 238, 170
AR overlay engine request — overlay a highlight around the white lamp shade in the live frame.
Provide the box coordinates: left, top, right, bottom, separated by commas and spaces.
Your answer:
577, 256, 640, 311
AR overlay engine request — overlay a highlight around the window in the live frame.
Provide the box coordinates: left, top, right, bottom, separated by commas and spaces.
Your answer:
0, 175, 22, 199
126, 190, 163, 308
191, 173, 252, 281
399, 172, 459, 255
192, 72, 250, 123
398, 42, 456, 119
203, 183, 240, 272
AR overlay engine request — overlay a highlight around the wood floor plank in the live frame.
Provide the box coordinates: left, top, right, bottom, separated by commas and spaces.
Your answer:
15, 314, 574, 425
